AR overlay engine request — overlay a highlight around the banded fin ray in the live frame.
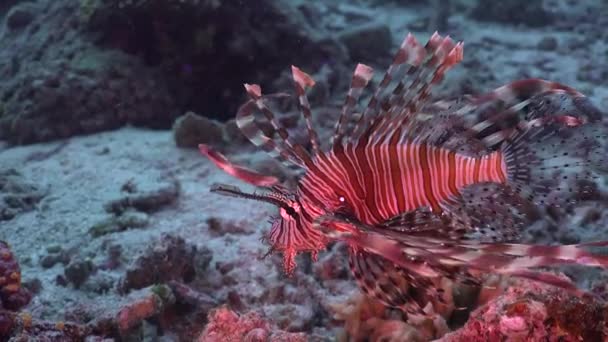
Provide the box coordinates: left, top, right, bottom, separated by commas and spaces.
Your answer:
500, 119, 608, 209
360, 35, 464, 147
291, 66, 321, 154
349, 248, 460, 316
464, 78, 603, 150
315, 213, 608, 294
332, 63, 375, 147
238, 84, 312, 168
338, 33, 464, 147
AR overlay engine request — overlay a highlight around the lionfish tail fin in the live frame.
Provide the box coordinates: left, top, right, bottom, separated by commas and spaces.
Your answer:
501, 118, 607, 208
199, 144, 279, 187
236, 84, 313, 169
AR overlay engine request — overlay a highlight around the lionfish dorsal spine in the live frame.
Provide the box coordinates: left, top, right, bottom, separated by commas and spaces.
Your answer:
371, 38, 464, 143
348, 33, 427, 143
291, 66, 321, 154
237, 83, 315, 169
331, 63, 374, 147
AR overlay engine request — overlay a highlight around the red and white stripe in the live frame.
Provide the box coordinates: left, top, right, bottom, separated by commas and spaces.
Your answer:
300, 143, 507, 225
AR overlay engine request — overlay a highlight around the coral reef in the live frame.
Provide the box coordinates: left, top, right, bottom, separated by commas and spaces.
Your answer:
441, 279, 608, 341
0, 0, 608, 341
198, 306, 307, 342
0, 241, 30, 311
0, 0, 177, 144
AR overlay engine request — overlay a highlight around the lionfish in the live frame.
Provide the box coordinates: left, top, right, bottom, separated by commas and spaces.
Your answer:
200, 32, 608, 316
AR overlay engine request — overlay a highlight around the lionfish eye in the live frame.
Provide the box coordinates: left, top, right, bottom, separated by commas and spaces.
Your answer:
284, 206, 297, 217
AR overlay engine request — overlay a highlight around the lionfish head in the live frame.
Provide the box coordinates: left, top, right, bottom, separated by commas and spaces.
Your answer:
208, 183, 323, 275
199, 65, 337, 275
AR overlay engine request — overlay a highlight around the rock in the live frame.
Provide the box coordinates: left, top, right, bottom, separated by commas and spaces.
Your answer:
39, 250, 70, 269
5, 2, 38, 30
222, 119, 250, 145
537, 36, 558, 51
194, 246, 213, 274
119, 234, 197, 293
0, 46, 176, 145
1, 0, 347, 144
83, 0, 345, 123
173, 112, 224, 148
168, 281, 217, 312
0, 169, 45, 221
338, 22, 392, 62
470, 0, 554, 27
104, 178, 180, 215
64, 257, 94, 289
81, 271, 116, 294
115, 285, 175, 334
89, 211, 150, 237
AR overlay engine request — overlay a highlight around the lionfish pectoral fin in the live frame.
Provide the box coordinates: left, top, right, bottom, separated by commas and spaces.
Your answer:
318, 212, 608, 294
349, 248, 429, 315
314, 214, 444, 279
199, 144, 279, 187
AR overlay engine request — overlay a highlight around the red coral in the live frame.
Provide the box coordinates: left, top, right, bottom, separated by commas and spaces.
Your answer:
198, 306, 307, 342
0, 241, 31, 311
441, 278, 608, 341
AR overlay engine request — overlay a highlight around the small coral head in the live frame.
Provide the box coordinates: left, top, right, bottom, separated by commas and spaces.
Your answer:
210, 183, 325, 275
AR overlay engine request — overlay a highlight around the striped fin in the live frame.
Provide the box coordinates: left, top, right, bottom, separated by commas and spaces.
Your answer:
237, 84, 313, 168
291, 66, 321, 153
390, 36, 463, 117
466, 79, 603, 150
473, 79, 584, 106
501, 119, 608, 209
199, 145, 279, 187
316, 214, 608, 294
348, 248, 455, 316
331, 63, 374, 147
349, 33, 427, 143
363, 35, 464, 145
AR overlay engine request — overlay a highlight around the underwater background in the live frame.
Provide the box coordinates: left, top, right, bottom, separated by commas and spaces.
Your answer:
1, 0, 608, 341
